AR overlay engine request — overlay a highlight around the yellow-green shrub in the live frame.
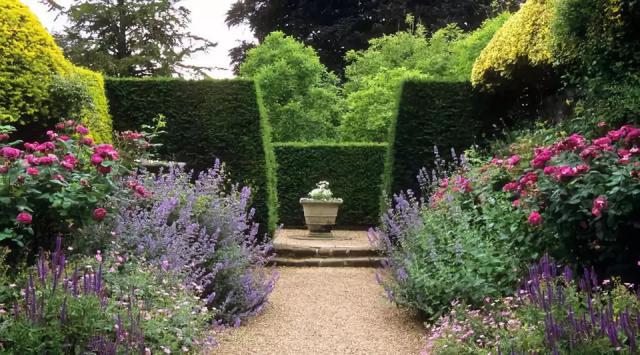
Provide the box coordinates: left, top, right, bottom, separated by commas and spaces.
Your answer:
0, 0, 111, 142
471, 0, 556, 89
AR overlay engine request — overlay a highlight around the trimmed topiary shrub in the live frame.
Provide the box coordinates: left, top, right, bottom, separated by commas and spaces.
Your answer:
0, 0, 112, 142
105, 78, 277, 234
471, 0, 556, 90
385, 80, 491, 195
274, 142, 387, 227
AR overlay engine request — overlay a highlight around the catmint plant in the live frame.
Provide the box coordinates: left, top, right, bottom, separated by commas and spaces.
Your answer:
105, 160, 278, 325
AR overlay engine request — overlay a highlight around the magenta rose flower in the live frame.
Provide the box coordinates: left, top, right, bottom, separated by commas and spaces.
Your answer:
0, 147, 21, 160
528, 211, 543, 226
16, 212, 32, 224
92, 208, 107, 221
26, 167, 39, 176
592, 195, 608, 217
75, 125, 89, 135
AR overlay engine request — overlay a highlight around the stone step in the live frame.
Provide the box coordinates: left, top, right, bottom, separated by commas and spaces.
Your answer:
272, 256, 384, 268
272, 229, 384, 267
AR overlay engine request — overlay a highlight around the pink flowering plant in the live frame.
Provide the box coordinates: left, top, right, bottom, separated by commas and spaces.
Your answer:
500, 124, 640, 279
425, 255, 640, 354
0, 121, 134, 250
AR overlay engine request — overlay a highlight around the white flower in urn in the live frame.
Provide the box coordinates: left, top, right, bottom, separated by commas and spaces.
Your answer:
308, 181, 337, 201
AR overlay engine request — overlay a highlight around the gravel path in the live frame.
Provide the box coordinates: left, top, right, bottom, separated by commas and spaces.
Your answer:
213, 267, 425, 355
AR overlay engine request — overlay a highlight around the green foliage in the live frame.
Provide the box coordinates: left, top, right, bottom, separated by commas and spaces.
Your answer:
552, 0, 640, 83
551, 0, 640, 129
225, 0, 508, 75
50, 0, 215, 77
89, 255, 212, 352
340, 68, 425, 142
240, 31, 343, 142
385, 80, 490, 195
105, 78, 277, 234
341, 14, 509, 142
471, 0, 556, 90
0, 0, 112, 143
273, 142, 387, 227
0, 0, 67, 123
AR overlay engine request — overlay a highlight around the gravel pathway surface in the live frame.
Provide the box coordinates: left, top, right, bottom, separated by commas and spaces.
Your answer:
213, 267, 425, 355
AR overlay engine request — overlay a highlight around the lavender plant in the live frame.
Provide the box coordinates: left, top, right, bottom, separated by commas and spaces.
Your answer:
0, 237, 213, 354
105, 160, 277, 325
370, 146, 529, 320
0, 237, 138, 353
427, 255, 640, 354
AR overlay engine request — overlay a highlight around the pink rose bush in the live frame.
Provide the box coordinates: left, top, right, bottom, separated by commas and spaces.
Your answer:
0, 122, 144, 249
497, 124, 640, 279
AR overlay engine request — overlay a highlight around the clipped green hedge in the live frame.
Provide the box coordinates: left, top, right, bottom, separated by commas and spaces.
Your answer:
105, 78, 277, 234
274, 142, 387, 227
385, 80, 497, 195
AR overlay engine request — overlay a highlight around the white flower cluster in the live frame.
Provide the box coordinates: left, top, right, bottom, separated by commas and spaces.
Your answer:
308, 181, 334, 201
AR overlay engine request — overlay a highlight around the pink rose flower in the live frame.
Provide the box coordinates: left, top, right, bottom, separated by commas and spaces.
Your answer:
0, 147, 21, 160
60, 154, 78, 171
0, 165, 8, 174
592, 195, 608, 217
93, 208, 107, 221
58, 135, 70, 142
97, 165, 112, 174
55, 122, 66, 130
16, 212, 32, 224
543, 166, 557, 175
528, 211, 543, 226
36, 142, 55, 152
593, 137, 612, 147
81, 137, 94, 146
91, 154, 103, 166
75, 125, 89, 135
531, 148, 554, 168
26, 167, 39, 176
0, 133, 9, 142
502, 182, 519, 192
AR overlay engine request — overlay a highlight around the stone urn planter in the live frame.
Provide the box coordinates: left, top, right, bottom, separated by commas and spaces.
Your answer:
300, 181, 343, 237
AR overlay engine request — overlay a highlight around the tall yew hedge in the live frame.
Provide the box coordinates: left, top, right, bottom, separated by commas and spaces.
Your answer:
105, 78, 277, 234
385, 80, 498, 195
274, 142, 387, 227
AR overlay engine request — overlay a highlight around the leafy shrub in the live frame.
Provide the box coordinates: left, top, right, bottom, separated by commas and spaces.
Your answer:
341, 14, 509, 142
105, 78, 278, 234
371, 147, 536, 320
0, 238, 212, 353
98, 161, 277, 325
274, 142, 387, 226
471, 0, 556, 90
552, 0, 640, 84
0, 0, 112, 142
501, 124, 640, 280
240, 31, 343, 142
0, 121, 136, 252
340, 68, 425, 142
426, 255, 640, 354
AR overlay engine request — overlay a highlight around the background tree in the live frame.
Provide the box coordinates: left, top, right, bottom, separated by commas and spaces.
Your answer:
42, 0, 216, 77
340, 14, 510, 142
239, 31, 343, 142
226, 0, 521, 75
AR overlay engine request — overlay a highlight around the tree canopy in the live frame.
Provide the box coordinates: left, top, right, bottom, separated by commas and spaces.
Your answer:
240, 31, 343, 142
226, 0, 520, 75
44, 0, 215, 77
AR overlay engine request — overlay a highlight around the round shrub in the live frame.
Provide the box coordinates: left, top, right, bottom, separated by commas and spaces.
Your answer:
471, 0, 556, 90
0, 0, 112, 142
